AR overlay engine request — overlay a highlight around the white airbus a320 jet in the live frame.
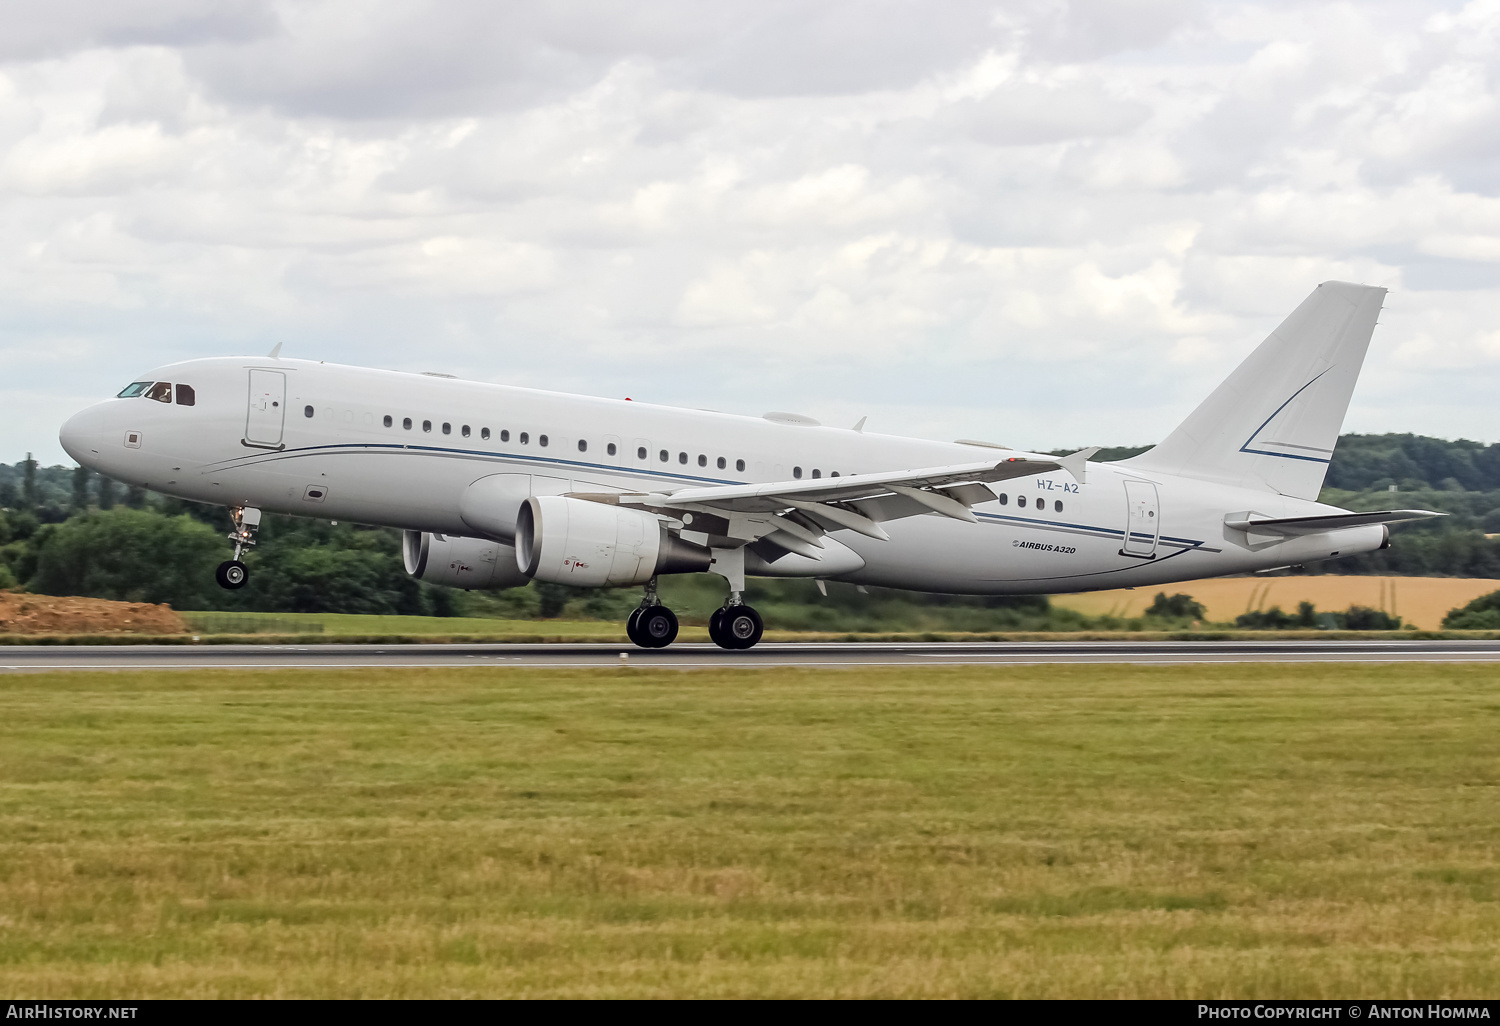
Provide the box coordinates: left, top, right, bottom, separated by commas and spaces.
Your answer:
60, 281, 1441, 650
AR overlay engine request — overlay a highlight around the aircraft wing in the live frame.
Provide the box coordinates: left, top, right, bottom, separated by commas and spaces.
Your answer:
666, 454, 1075, 508
1224, 509, 1445, 536
650, 448, 1098, 543
568, 448, 1097, 559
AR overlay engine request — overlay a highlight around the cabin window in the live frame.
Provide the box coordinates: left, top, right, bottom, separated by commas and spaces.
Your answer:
117, 381, 152, 398
607, 442, 617, 456
578, 439, 587, 452
811, 469, 821, 479
384, 415, 393, 428
461, 425, 470, 438
539, 434, 548, 447
1055, 500, 1063, 513
678, 452, 688, 464
638, 447, 648, 460
146, 382, 172, 403
736, 459, 746, 472
304, 405, 314, 418
997, 493, 1008, 505
697, 454, 707, 467
481, 427, 490, 440
498, 429, 507, 441
659, 449, 668, 462
422, 420, 432, 433
442, 422, 451, 435
716, 457, 726, 469
403, 417, 412, 430
1017, 495, 1027, 508
519, 432, 529, 444
831, 471, 839, 477
793, 467, 802, 479
175, 385, 195, 406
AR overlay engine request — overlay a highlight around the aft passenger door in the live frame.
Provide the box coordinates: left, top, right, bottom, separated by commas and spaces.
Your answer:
1120, 480, 1160, 558
244, 369, 286, 449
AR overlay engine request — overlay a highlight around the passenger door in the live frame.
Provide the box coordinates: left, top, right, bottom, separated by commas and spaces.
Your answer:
1121, 480, 1160, 558
244, 369, 286, 449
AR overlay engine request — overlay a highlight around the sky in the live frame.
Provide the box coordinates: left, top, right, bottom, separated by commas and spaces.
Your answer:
4, 0, 1500, 466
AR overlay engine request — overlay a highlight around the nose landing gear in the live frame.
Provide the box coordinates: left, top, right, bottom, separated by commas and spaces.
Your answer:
215, 560, 248, 589
216, 506, 261, 591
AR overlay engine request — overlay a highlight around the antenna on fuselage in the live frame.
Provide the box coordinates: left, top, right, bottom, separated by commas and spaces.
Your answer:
267, 342, 284, 359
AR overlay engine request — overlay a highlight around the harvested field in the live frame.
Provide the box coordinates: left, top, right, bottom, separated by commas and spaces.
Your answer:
1051, 575, 1499, 629
0, 592, 186, 635
0, 663, 1495, 998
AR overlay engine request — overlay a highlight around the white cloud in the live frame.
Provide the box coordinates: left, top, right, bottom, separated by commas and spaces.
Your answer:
6, 0, 1500, 466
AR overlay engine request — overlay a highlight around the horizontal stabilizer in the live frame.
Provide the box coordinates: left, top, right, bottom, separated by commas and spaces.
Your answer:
1224, 509, 1445, 537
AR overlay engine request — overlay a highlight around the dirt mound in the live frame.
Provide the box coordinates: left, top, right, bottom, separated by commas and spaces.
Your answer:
0, 592, 187, 635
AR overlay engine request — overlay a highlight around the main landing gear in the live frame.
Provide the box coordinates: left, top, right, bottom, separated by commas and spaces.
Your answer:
705, 545, 762, 650
626, 578, 679, 648
708, 602, 763, 650
622, 549, 766, 652
215, 506, 261, 591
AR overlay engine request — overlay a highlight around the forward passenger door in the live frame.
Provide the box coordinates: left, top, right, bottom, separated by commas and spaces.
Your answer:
244, 369, 286, 449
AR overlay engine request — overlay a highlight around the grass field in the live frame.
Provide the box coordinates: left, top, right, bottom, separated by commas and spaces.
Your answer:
1051, 575, 1500, 630
179, 610, 639, 639
1, 664, 1497, 998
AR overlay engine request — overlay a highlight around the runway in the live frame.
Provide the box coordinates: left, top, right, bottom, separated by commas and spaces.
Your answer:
4, 639, 1500, 670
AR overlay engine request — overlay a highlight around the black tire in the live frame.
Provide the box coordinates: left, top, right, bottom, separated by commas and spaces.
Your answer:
721, 605, 763, 650
625, 607, 645, 647
708, 607, 728, 649
636, 605, 678, 648
215, 560, 249, 590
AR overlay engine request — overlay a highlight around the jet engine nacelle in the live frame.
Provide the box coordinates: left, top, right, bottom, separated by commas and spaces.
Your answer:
403, 531, 530, 590
515, 495, 712, 587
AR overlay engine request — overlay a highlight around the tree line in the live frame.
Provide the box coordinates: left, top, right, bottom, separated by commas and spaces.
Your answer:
3, 432, 1500, 617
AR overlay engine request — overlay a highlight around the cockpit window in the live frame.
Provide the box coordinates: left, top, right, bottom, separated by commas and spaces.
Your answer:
175, 384, 195, 406
145, 382, 172, 403
117, 381, 152, 398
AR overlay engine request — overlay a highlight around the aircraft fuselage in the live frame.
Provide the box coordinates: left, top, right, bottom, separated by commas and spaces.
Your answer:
60, 356, 1383, 596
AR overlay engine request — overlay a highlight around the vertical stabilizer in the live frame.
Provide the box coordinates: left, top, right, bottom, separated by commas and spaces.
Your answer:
1122, 281, 1386, 499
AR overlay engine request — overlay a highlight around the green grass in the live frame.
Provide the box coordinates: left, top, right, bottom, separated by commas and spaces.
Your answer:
180, 609, 630, 638
162, 608, 1500, 644
0, 664, 1497, 997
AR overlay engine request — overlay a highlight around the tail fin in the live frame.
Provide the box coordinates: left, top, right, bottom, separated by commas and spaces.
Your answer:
1122, 281, 1386, 500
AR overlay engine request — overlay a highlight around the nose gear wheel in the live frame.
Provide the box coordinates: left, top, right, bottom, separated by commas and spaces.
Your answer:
215, 560, 249, 590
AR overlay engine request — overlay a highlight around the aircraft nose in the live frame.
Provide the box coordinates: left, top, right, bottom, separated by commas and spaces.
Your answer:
59, 404, 111, 469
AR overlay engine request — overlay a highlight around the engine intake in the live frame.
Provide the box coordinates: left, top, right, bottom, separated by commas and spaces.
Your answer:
515, 495, 712, 587
403, 531, 530, 590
